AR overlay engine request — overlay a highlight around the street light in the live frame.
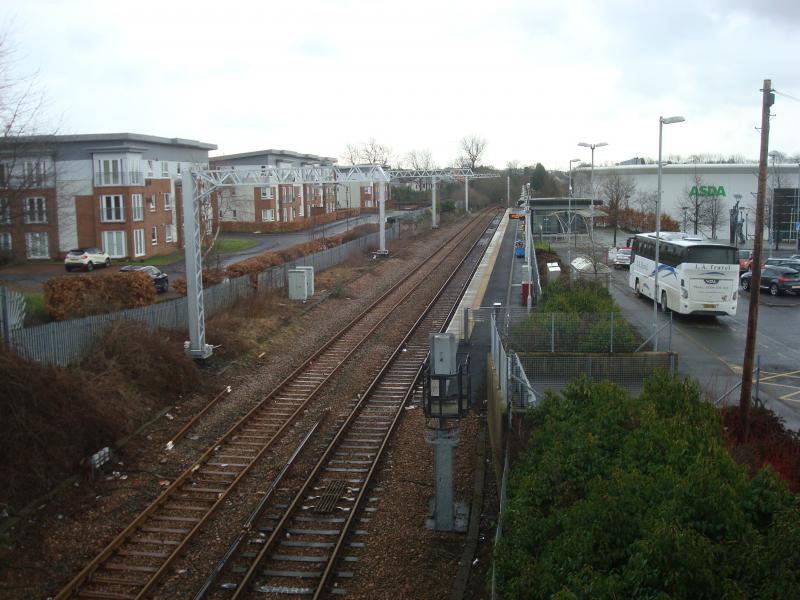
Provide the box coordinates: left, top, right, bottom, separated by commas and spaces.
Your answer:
654, 115, 685, 351
578, 141, 608, 241
567, 158, 581, 269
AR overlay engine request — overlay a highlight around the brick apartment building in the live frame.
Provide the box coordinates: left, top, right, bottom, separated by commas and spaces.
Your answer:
209, 150, 391, 224
0, 133, 216, 262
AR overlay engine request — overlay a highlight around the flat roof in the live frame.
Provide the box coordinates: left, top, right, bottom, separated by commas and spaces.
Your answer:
576, 163, 799, 176
0, 132, 217, 150
209, 149, 336, 163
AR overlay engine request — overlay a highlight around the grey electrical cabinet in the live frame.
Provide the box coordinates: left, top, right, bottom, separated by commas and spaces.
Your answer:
288, 269, 309, 301
296, 266, 314, 296
429, 333, 458, 376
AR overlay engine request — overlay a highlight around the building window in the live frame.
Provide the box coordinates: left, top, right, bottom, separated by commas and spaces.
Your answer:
132, 193, 144, 221
24, 197, 47, 224
0, 232, 11, 251
165, 223, 175, 243
0, 164, 8, 187
149, 193, 157, 212
151, 226, 158, 245
96, 158, 122, 186
23, 161, 46, 187
102, 230, 127, 258
261, 208, 275, 221
161, 161, 169, 177
164, 192, 173, 211
100, 194, 124, 223
146, 160, 154, 178
134, 229, 145, 257
261, 186, 274, 199
25, 232, 49, 258
0, 197, 9, 224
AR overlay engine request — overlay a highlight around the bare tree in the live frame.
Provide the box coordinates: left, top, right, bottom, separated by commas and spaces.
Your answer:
678, 172, 706, 236
0, 29, 61, 262
341, 144, 360, 165
599, 171, 636, 246
700, 192, 725, 239
404, 149, 434, 170
633, 191, 658, 214
457, 135, 487, 171
403, 149, 435, 191
341, 139, 393, 166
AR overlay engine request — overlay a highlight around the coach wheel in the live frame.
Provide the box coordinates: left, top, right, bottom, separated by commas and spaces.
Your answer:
661, 291, 669, 313
635, 279, 641, 298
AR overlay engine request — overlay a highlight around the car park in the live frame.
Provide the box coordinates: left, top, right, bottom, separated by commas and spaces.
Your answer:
740, 265, 800, 296
120, 265, 169, 293
64, 247, 111, 272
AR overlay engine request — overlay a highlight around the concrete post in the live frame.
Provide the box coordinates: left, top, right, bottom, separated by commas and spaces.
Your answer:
465, 175, 470, 214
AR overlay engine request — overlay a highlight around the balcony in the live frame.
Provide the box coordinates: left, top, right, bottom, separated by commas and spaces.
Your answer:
94, 171, 145, 187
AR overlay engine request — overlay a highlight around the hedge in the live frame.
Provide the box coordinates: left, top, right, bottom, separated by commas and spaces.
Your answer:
493, 373, 800, 599
44, 272, 155, 320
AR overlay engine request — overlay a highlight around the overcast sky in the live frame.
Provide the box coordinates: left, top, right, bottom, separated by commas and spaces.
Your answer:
5, 0, 800, 170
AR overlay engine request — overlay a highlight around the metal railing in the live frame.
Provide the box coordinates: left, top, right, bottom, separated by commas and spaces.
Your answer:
93, 171, 145, 186
5, 224, 398, 365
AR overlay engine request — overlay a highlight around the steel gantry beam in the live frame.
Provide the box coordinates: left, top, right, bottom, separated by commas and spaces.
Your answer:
182, 164, 391, 359
388, 168, 499, 226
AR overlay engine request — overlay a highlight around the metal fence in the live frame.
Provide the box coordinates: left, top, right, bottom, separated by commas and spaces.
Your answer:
484, 306, 675, 406
6, 224, 398, 366
507, 312, 644, 353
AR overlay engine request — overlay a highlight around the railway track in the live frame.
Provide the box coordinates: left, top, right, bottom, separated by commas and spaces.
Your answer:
195, 213, 500, 599
54, 209, 498, 600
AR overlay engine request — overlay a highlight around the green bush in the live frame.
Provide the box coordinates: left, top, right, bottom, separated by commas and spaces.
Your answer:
493, 373, 800, 599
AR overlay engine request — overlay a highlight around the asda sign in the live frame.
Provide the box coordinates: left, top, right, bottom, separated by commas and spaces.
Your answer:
689, 185, 727, 198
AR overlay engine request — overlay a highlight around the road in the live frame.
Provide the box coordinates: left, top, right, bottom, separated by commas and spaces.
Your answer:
555, 228, 800, 431
0, 213, 384, 286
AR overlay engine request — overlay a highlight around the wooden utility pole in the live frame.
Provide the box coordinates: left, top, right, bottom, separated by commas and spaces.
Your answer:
739, 79, 774, 444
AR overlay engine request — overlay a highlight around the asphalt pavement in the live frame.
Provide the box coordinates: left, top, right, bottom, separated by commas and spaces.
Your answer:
553, 228, 800, 431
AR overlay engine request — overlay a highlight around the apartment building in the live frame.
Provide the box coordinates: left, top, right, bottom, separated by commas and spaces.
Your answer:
209, 150, 337, 225
0, 133, 216, 262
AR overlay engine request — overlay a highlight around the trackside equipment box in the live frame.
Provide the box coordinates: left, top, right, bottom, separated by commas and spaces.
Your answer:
288, 269, 309, 300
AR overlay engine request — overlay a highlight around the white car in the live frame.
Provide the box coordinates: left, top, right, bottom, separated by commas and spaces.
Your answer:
64, 247, 111, 272
614, 248, 632, 268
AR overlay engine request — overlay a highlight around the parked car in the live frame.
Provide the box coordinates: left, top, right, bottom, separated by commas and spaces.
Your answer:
740, 265, 800, 296
764, 257, 800, 270
613, 247, 632, 269
737, 249, 754, 272
120, 265, 169, 293
514, 240, 525, 258
65, 247, 111, 272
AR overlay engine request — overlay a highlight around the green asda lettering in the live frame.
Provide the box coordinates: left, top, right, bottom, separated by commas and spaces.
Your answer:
689, 185, 727, 198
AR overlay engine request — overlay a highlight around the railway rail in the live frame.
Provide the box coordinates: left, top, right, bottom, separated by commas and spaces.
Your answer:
54, 209, 498, 600
196, 213, 500, 599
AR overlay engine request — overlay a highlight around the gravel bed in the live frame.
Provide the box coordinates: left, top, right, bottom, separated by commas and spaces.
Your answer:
0, 216, 483, 599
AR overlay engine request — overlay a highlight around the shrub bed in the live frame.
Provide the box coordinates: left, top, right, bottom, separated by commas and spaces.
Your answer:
44, 271, 155, 320
512, 279, 640, 352
494, 373, 800, 599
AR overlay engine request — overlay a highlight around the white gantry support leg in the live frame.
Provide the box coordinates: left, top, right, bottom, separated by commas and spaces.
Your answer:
377, 182, 388, 255
432, 176, 438, 228
465, 175, 470, 214
182, 171, 213, 360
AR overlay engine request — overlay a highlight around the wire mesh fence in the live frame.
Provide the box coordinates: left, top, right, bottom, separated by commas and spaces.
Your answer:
6, 224, 397, 366
484, 306, 675, 408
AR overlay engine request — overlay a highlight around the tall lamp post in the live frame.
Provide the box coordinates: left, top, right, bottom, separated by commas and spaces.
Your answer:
654, 115, 685, 351
567, 157, 582, 268
578, 141, 608, 241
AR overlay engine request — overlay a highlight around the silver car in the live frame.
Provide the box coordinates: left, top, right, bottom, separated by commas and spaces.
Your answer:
64, 247, 111, 272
